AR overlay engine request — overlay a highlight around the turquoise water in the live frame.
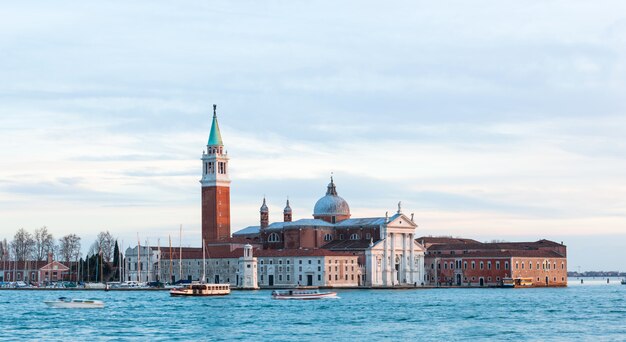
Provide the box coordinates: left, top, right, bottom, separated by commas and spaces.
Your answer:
1, 280, 625, 341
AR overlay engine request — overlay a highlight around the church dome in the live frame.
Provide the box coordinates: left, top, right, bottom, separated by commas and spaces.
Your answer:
313, 178, 350, 217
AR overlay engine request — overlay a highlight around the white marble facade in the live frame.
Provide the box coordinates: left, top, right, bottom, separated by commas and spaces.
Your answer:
365, 213, 425, 287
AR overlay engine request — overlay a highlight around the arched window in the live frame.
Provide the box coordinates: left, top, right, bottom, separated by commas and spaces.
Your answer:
268, 233, 281, 242
350, 234, 360, 240
323, 234, 333, 241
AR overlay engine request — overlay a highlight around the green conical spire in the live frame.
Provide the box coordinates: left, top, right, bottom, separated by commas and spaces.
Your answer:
208, 104, 224, 146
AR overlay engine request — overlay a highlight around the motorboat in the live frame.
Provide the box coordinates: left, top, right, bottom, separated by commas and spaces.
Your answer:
621, 277, 626, 285
44, 297, 105, 309
169, 283, 230, 297
271, 289, 338, 300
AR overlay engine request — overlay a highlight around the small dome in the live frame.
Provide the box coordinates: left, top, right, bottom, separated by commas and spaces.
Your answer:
313, 178, 350, 217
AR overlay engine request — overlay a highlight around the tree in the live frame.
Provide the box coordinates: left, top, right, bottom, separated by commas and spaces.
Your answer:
34, 226, 56, 261
89, 231, 115, 262
113, 240, 120, 268
58, 234, 81, 264
11, 228, 35, 261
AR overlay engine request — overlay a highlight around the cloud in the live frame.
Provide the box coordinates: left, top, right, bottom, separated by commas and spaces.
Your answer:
1, 1, 626, 269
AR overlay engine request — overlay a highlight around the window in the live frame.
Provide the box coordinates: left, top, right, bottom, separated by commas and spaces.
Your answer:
318, 267, 321, 272
268, 233, 281, 242
529, 262, 532, 270
279, 275, 282, 281
537, 262, 540, 269
471, 261, 475, 269
505, 262, 509, 270
324, 234, 333, 241
480, 262, 484, 270
299, 275, 302, 281
350, 234, 360, 240
339, 234, 344, 240
318, 275, 321, 281
366, 233, 371, 240
488, 261, 491, 270
516, 262, 519, 269
308, 260, 312, 264
287, 275, 290, 281
299, 267, 302, 272
561, 262, 564, 269
521, 262, 524, 269
299, 260, 302, 264
444, 263, 448, 270
464, 262, 467, 269
450, 262, 454, 269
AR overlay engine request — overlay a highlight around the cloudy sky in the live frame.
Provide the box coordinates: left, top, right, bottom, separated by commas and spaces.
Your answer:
1, 1, 625, 271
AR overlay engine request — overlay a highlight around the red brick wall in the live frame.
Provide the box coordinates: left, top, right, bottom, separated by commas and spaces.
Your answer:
511, 257, 567, 287
428, 257, 512, 286
202, 186, 231, 242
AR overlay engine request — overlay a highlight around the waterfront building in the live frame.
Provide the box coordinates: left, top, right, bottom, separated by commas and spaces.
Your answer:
421, 237, 568, 287
0, 254, 71, 284
159, 105, 426, 288
124, 245, 160, 282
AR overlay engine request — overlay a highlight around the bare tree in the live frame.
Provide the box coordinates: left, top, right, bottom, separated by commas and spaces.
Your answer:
58, 234, 81, 264
89, 231, 115, 262
11, 228, 35, 261
34, 226, 56, 261
0, 239, 8, 262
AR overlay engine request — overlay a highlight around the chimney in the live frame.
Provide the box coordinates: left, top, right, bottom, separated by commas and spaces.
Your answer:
47, 252, 53, 264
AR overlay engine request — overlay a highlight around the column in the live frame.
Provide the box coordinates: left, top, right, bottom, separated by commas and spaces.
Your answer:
382, 236, 388, 286
409, 233, 415, 284
390, 232, 395, 285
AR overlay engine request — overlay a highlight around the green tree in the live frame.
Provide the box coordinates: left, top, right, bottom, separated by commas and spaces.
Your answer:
113, 240, 120, 268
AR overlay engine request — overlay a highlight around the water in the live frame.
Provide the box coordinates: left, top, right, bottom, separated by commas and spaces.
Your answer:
1, 280, 625, 341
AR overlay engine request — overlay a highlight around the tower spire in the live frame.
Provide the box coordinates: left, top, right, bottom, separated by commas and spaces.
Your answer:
208, 104, 224, 146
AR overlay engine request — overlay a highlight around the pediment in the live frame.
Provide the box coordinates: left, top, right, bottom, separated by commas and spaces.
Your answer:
386, 213, 417, 228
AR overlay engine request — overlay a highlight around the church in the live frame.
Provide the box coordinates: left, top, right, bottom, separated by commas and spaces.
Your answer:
126, 105, 426, 288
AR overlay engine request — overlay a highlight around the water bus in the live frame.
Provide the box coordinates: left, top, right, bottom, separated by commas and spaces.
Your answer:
502, 277, 533, 288
169, 283, 230, 297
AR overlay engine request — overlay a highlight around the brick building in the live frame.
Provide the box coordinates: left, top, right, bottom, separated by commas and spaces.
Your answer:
422, 237, 567, 287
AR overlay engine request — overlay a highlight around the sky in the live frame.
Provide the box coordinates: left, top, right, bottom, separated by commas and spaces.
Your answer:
1, 1, 625, 272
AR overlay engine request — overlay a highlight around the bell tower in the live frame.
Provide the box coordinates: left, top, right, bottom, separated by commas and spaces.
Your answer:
201, 104, 231, 242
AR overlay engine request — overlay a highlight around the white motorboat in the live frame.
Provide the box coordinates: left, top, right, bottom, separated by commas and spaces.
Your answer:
271, 289, 338, 300
44, 297, 105, 309
169, 283, 230, 297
